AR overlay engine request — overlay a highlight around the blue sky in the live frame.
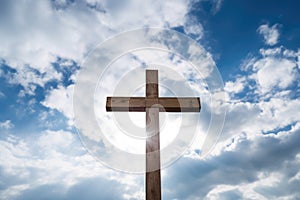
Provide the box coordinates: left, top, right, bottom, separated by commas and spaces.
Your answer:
0, 0, 300, 199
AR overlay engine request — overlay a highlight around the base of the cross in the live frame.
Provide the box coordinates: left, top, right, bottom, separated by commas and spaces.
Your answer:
146, 170, 161, 199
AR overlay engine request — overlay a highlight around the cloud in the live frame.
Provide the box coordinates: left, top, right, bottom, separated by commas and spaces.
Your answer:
0, 130, 144, 200
257, 24, 280, 46
0, 0, 195, 70
239, 46, 299, 96
0, 120, 14, 129
13, 178, 125, 200
253, 56, 296, 94
215, 45, 300, 142
0, 0, 204, 99
5, 65, 62, 95
41, 84, 74, 125
211, 0, 223, 14
184, 17, 204, 40
164, 122, 300, 199
224, 77, 245, 94
206, 186, 243, 200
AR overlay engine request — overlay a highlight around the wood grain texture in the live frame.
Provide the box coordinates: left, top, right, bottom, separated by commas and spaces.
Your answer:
146, 70, 161, 200
146, 70, 158, 98
158, 97, 200, 112
106, 97, 200, 112
106, 97, 145, 111
146, 107, 161, 200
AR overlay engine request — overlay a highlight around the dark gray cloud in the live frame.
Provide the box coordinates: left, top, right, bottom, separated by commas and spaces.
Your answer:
163, 127, 300, 199
218, 189, 243, 200
14, 177, 125, 200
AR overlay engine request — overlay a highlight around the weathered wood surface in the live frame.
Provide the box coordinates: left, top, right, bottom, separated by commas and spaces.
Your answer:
106, 97, 145, 111
106, 97, 200, 112
145, 70, 161, 200
146, 70, 158, 98
158, 97, 200, 112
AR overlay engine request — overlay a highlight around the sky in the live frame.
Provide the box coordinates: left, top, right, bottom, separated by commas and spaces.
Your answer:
0, 0, 300, 199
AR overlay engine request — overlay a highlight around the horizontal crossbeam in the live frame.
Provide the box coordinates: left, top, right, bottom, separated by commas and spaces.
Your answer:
106, 97, 200, 112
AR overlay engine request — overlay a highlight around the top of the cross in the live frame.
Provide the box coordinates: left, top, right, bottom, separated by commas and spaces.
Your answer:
106, 69, 201, 113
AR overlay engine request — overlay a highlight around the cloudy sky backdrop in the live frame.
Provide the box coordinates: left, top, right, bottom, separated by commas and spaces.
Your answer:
1, 0, 300, 199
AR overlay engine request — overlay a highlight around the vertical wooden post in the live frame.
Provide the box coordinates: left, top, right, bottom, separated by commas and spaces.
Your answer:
146, 70, 161, 200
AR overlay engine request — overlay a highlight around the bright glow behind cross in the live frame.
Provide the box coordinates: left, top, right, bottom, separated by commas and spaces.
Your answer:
73, 27, 225, 180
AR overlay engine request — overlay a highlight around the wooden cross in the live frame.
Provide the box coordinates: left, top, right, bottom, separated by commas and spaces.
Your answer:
106, 70, 201, 200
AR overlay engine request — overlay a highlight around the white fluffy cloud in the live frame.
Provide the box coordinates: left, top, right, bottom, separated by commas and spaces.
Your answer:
253, 57, 296, 93
0, 130, 143, 200
224, 77, 245, 94
218, 44, 300, 141
0, 0, 193, 70
42, 84, 74, 124
240, 46, 299, 96
0, 0, 200, 97
257, 24, 280, 46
